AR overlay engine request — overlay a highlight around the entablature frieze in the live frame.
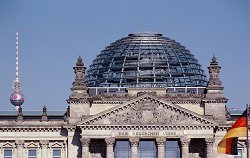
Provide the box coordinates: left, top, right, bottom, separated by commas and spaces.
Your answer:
79, 124, 216, 131
68, 100, 124, 104
80, 129, 214, 138
171, 101, 201, 104
0, 140, 67, 151
63, 125, 77, 132
202, 99, 228, 103
0, 126, 62, 132
92, 101, 124, 104
216, 125, 249, 132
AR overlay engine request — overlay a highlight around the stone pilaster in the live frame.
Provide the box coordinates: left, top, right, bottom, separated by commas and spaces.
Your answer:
15, 140, 24, 158
105, 137, 115, 158
80, 138, 91, 158
63, 141, 68, 158
180, 137, 190, 158
156, 137, 166, 158
40, 140, 49, 158
129, 138, 139, 158
205, 138, 214, 158
67, 127, 80, 158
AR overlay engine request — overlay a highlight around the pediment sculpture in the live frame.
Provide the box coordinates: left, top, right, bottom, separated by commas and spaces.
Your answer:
81, 95, 214, 125
109, 99, 186, 124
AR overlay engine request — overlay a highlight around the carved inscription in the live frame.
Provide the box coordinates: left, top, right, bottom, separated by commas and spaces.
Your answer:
115, 131, 178, 137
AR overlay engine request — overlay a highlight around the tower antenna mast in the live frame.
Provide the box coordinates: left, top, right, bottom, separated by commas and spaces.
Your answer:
10, 31, 25, 110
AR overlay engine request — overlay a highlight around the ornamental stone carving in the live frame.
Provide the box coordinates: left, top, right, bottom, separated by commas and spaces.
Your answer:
129, 138, 139, 147
207, 56, 222, 87
15, 140, 24, 148
180, 137, 191, 147
105, 138, 115, 147
40, 140, 49, 148
81, 96, 215, 126
80, 138, 91, 147
109, 99, 187, 125
156, 137, 166, 146
205, 138, 214, 146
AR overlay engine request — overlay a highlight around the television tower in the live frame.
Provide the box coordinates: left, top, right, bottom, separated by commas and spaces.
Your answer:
10, 31, 25, 110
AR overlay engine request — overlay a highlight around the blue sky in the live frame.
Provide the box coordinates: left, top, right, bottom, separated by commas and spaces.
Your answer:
0, 0, 249, 111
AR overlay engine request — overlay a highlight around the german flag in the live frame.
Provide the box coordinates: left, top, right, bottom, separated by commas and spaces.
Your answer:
217, 109, 248, 155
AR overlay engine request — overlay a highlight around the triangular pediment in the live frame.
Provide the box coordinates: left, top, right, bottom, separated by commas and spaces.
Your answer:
79, 94, 217, 126
50, 141, 63, 148
25, 142, 39, 148
2, 142, 14, 148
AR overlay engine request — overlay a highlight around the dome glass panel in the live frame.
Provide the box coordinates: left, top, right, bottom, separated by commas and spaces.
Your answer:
86, 33, 207, 87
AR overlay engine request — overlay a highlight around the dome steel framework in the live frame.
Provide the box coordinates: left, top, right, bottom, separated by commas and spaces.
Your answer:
86, 33, 207, 87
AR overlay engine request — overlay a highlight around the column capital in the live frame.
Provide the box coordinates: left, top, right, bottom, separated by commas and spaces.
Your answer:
205, 138, 215, 146
180, 137, 191, 147
15, 140, 24, 148
80, 138, 91, 147
156, 137, 166, 146
129, 138, 139, 147
105, 137, 115, 147
40, 140, 49, 148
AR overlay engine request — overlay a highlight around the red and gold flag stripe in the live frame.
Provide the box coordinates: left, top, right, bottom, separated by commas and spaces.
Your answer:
217, 109, 247, 155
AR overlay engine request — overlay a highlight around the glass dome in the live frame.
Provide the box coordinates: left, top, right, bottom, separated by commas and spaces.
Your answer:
86, 33, 206, 87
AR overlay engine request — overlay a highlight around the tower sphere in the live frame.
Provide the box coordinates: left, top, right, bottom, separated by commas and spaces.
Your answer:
86, 33, 207, 87
10, 91, 24, 107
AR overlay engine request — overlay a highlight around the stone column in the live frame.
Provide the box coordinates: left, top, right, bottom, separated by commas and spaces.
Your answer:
105, 137, 115, 158
129, 138, 139, 158
156, 137, 166, 158
205, 138, 214, 158
40, 140, 48, 158
15, 140, 24, 158
80, 138, 91, 158
180, 137, 190, 158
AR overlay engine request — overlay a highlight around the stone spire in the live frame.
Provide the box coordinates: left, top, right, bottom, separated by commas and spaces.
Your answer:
204, 55, 227, 99
67, 56, 89, 102
207, 55, 222, 88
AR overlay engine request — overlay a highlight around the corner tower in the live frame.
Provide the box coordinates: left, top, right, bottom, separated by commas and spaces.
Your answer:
203, 56, 228, 122
67, 56, 91, 123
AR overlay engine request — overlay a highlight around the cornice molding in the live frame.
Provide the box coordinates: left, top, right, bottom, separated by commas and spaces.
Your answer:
202, 99, 228, 103
79, 124, 215, 130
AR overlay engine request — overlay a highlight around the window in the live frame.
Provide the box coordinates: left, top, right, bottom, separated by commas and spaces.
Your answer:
138, 140, 156, 158
4, 149, 12, 158
114, 140, 130, 158
234, 149, 243, 158
28, 149, 36, 158
53, 149, 61, 158
165, 140, 180, 158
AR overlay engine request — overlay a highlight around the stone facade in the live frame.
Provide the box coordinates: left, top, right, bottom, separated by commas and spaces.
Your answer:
0, 56, 248, 158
